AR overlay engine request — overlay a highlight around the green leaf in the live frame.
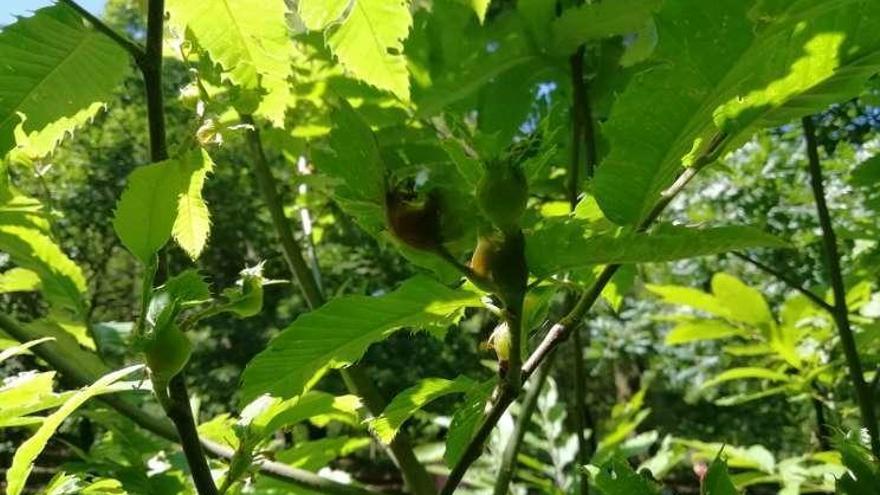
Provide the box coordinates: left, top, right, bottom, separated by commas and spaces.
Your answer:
297, 0, 350, 30
166, 0, 293, 125
710, 273, 773, 326
594, 0, 880, 225
240, 276, 481, 403
453, 0, 491, 23
0, 225, 88, 317
701, 367, 791, 390
276, 437, 371, 472
647, 285, 731, 319
592, 457, 661, 495
834, 433, 880, 493
648, 273, 773, 326
5, 365, 143, 495
0, 371, 71, 428
242, 391, 362, 442
113, 149, 214, 263
551, 0, 662, 55
369, 376, 475, 443
171, 151, 214, 260
0, 268, 40, 293
0, 4, 128, 158
323, 0, 412, 100
703, 455, 740, 495
0, 337, 53, 364
162, 269, 212, 305
445, 378, 494, 466
526, 224, 787, 278
664, 320, 745, 345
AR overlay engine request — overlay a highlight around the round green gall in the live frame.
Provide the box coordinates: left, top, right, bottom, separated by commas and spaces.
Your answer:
476, 162, 527, 231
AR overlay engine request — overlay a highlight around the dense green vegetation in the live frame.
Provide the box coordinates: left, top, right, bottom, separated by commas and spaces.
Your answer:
2, 0, 880, 493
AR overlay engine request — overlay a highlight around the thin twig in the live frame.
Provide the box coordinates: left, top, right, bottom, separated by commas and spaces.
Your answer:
59, 0, 146, 66
732, 252, 834, 313
493, 353, 555, 495
239, 114, 436, 495
803, 115, 880, 459
440, 135, 727, 494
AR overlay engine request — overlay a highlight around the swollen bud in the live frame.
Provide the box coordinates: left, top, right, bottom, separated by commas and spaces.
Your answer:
385, 188, 444, 251
476, 161, 528, 232
488, 322, 512, 365
470, 230, 528, 304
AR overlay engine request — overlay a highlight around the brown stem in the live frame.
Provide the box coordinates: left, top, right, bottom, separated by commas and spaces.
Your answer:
240, 114, 436, 495
803, 115, 880, 459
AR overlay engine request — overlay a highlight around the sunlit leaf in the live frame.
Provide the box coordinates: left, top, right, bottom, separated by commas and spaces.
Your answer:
240, 276, 482, 403
5, 365, 143, 495
0, 4, 128, 158
369, 376, 475, 443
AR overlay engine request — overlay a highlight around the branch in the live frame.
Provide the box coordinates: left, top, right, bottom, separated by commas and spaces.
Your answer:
239, 114, 436, 495
135, 2, 215, 491
493, 353, 555, 495
569, 44, 599, 494
803, 115, 880, 459
731, 252, 834, 313
440, 135, 726, 494
162, 376, 218, 495
58, 0, 146, 66
0, 312, 376, 494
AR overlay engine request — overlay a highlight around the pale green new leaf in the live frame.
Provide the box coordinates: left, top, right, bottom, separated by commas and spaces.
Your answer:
0, 268, 40, 293
0, 337, 52, 363
648, 273, 773, 327
166, 0, 293, 126
710, 273, 773, 326
297, 0, 350, 30
701, 367, 791, 390
240, 276, 481, 403
113, 149, 214, 263
172, 150, 215, 260
594, 0, 880, 226
646, 284, 731, 319
0, 225, 87, 317
526, 224, 787, 278
369, 376, 475, 443
551, 0, 662, 55
0, 4, 128, 158
5, 365, 143, 495
0, 371, 71, 428
664, 320, 745, 345
324, 0, 412, 100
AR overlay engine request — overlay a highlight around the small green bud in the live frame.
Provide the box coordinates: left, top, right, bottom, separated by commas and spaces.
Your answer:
488, 322, 512, 363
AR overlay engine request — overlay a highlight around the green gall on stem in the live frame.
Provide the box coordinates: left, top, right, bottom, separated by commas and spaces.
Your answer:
477, 161, 528, 232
